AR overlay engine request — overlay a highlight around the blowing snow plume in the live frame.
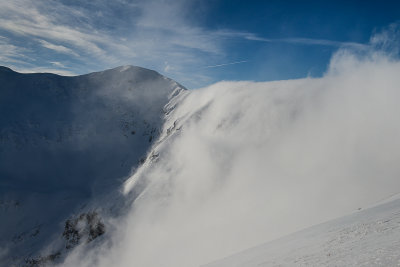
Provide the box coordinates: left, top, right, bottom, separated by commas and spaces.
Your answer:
61, 25, 400, 267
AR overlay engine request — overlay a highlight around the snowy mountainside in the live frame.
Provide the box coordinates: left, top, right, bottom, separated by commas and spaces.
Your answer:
0, 65, 185, 265
204, 196, 400, 267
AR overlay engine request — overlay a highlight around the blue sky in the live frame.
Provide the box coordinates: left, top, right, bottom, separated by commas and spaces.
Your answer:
0, 0, 399, 88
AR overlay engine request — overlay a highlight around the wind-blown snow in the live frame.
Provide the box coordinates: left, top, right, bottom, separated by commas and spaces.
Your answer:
60, 29, 400, 267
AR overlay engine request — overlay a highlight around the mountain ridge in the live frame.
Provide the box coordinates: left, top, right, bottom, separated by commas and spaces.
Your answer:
0, 65, 186, 266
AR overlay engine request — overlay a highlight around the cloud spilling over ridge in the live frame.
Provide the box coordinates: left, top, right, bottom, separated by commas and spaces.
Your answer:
61, 27, 400, 267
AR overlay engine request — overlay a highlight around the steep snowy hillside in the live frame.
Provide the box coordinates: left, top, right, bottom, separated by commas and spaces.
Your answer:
204, 196, 400, 267
0, 65, 185, 266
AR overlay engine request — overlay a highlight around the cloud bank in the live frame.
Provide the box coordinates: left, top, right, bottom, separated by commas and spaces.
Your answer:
58, 26, 400, 267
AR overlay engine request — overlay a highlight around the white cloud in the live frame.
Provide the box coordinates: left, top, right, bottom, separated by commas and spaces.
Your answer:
0, 0, 107, 57
369, 22, 400, 55
0, 36, 32, 64
163, 62, 173, 72
60, 27, 400, 267
15, 67, 76, 76
50, 61, 66, 68
38, 40, 79, 57
136, 0, 221, 54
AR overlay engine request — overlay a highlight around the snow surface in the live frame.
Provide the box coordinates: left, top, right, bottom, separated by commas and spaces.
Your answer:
204, 196, 400, 267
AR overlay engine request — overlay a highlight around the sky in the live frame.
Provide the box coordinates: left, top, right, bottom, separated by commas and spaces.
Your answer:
0, 0, 399, 88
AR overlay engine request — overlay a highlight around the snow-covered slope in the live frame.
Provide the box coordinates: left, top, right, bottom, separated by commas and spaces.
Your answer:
204, 196, 400, 267
0, 65, 185, 265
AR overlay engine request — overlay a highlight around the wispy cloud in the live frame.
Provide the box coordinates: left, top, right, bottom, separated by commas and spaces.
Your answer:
0, 0, 110, 57
38, 40, 79, 57
50, 61, 67, 68
14, 66, 76, 76
0, 36, 32, 64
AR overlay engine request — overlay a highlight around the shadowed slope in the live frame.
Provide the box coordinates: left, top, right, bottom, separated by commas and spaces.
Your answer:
0, 65, 185, 265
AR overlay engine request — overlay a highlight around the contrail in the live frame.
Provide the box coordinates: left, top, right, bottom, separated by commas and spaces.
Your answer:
217, 31, 369, 49
203, 60, 248, 69
243, 34, 369, 49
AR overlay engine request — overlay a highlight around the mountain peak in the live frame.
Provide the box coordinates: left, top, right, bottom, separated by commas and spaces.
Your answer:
116, 65, 135, 72
98, 65, 159, 75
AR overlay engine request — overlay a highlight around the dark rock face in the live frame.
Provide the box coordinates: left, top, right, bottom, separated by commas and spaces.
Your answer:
63, 211, 105, 250
24, 252, 61, 267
